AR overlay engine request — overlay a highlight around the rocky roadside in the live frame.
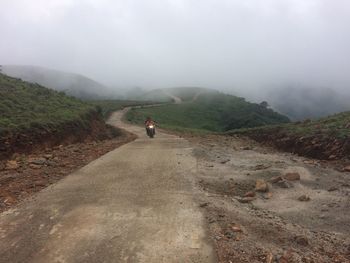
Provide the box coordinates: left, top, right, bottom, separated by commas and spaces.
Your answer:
0, 128, 136, 213
184, 134, 350, 263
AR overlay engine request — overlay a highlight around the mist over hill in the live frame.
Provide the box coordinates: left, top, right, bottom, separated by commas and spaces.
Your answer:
263, 86, 350, 121
0, 65, 116, 100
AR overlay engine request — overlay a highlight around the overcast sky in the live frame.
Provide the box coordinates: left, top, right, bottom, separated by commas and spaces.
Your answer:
1, 0, 349, 93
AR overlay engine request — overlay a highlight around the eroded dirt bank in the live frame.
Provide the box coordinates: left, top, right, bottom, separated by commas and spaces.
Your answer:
182, 133, 350, 262
240, 127, 350, 162
0, 111, 115, 160
0, 127, 136, 213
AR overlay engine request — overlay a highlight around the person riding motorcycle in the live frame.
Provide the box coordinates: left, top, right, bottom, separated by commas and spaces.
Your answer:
144, 117, 156, 137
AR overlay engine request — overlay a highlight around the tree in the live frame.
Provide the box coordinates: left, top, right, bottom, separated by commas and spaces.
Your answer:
260, 101, 269, 108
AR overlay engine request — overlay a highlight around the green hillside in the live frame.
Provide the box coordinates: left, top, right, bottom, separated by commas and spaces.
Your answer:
232, 111, 350, 139
229, 111, 350, 160
0, 73, 96, 136
89, 100, 159, 119
126, 91, 290, 132
1, 65, 113, 99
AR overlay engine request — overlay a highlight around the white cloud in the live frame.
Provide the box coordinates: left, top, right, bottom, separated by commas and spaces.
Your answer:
0, 0, 349, 90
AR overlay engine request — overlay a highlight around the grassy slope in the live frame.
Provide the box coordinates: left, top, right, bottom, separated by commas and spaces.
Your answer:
126, 92, 290, 132
229, 112, 350, 160
2, 65, 111, 100
231, 111, 350, 139
89, 100, 159, 120
0, 73, 97, 136
137, 87, 213, 103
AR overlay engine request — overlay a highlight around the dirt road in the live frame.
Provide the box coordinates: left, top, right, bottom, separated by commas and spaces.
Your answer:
0, 109, 216, 263
1, 108, 349, 263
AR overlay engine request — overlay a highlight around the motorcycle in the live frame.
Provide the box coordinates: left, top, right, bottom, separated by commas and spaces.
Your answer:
146, 124, 156, 138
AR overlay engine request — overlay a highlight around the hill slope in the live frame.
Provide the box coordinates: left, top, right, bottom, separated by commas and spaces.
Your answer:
0, 65, 113, 99
0, 73, 112, 159
230, 111, 350, 160
127, 89, 290, 132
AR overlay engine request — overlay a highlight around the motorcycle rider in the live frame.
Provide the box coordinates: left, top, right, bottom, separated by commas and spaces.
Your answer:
144, 117, 156, 136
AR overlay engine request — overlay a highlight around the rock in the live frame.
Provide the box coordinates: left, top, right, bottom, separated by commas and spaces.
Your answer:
263, 192, 273, 199
266, 252, 274, 263
220, 159, 230, 164
298, 195, 310, 202
236, 196, 256, 203
244, 191, 256, 198
5, 160, 19, 170
46, 161, 57, 167
225, 231, 235, 239
4, 195, 16, 205
276, 180, 292, 189
34, 180, 47, 187
278, 249, 294, 263
294, 235, 309, 246
231, 226, 242, 232
214, 235, 222, 241
284, 173, 300, 181
255, 179, 269, 192
254, 164, 271, 170
208, 218, 216, 224
328, 186, 338, 192
44, 154, 53, 159
344, 166, 350, 172
241, 146, 252, 150
329, 154, 337, 160
29, 158, 46, 165
269, 176, 283, 183
29, 164, 42, 169
199, 202, 209, 208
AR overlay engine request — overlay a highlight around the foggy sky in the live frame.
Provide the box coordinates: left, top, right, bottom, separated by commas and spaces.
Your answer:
1, 0, 350, 93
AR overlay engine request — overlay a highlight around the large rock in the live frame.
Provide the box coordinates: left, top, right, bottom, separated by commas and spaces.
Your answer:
255, 179, 269, 192
344, 166, 350, 172
284, 173, 300, 181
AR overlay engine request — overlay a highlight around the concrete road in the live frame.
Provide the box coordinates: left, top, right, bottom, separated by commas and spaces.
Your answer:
0, 109, 216, 263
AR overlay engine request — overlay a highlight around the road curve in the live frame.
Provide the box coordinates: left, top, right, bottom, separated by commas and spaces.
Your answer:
0, 109, 216, 263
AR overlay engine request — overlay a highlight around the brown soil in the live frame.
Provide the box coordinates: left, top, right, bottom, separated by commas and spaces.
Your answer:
0, 111, 115, 160
183, 133, 350, 263
0, 127, 136, 213
242, 127, 350, 162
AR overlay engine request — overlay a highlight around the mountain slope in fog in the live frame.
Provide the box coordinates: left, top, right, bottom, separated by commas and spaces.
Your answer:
127, 88, 290, 132
131, 87, 216, 102
0, 65, 113, 99
267, 86, 350, 121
